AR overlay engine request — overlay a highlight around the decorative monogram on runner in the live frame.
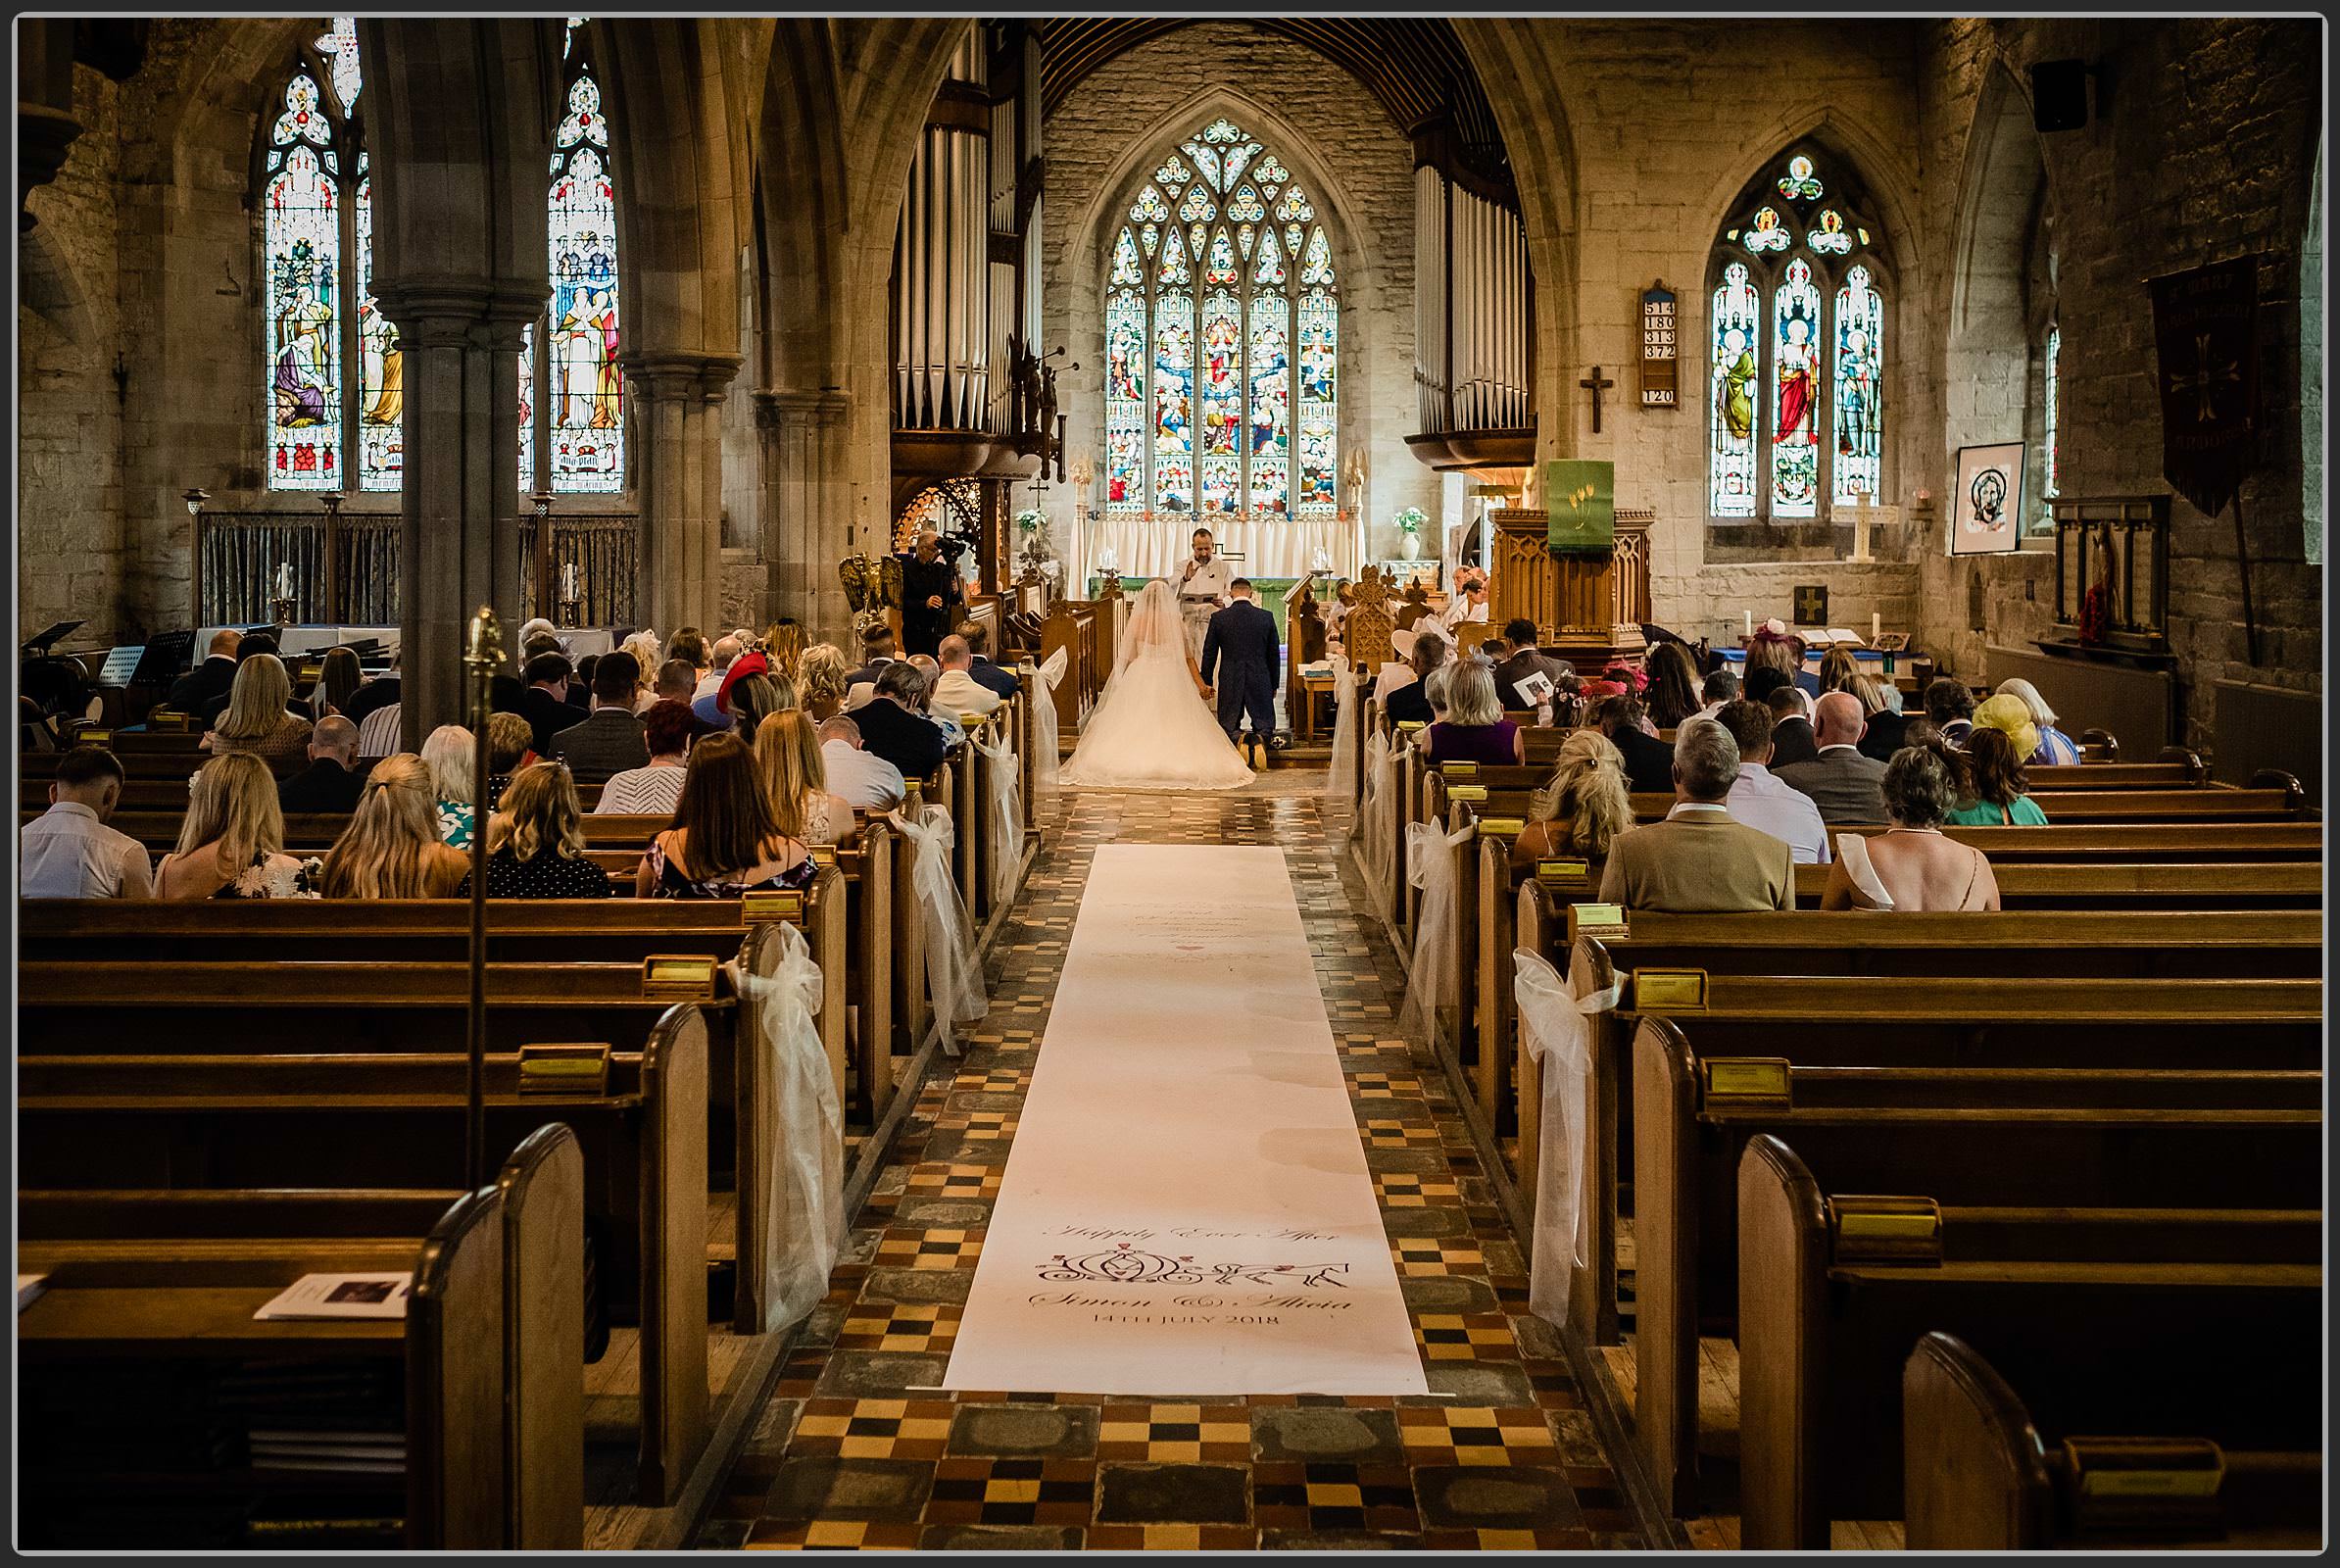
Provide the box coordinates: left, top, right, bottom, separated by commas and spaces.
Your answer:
1041, 1243, 1351, 1290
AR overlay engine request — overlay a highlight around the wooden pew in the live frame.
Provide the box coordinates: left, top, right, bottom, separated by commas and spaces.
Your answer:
1901, 1332, 2322, 1550
18, 1124, 584, 1548
1737, 1134, 2320, 1549
1630, 1015, 2321, 1518
1504, 918, 2323, 1348
20, 1017, 709, 1508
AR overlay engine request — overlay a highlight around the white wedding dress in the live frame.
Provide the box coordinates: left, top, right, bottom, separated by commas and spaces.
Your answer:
1059, 580, 1254, 792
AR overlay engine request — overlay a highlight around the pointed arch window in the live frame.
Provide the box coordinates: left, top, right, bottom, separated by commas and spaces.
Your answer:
519, 18, 625, 494
1103, 117, 1338, 518
1707, 147, 1889, 523
261, 19, 399, 493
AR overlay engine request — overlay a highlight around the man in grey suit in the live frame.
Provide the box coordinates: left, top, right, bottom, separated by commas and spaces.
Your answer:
551, 650, 650, 785
1777, 691, 1889, 825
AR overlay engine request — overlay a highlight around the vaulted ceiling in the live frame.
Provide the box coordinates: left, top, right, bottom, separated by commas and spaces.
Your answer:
1033, 19, 1508, 178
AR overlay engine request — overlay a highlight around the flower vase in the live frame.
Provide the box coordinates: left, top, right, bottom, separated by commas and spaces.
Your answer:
1399, 530, 1421, 562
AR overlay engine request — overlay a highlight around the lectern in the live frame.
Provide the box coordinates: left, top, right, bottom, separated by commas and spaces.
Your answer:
1488, 507, 1652, 668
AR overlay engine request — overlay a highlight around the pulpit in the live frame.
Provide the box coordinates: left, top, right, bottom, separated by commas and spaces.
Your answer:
1489, 507, 1652, 668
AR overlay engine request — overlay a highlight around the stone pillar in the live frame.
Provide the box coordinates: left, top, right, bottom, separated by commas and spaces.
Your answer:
625, 350, 742, 634
756, 387, 856, 643
384, 283, 535, 745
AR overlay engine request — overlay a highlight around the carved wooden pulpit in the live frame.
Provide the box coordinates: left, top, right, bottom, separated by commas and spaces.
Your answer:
1488, 507, 1652, 668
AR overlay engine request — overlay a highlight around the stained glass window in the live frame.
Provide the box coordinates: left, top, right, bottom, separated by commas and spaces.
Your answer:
1104, 118, 1338, 520
537, 39, 624, 493
1710, 263, 1760, 516
355, 155, 401, 491
264, 74, 342, 490
1707, 147, 1888, 526
1830, 266, 1881, 505
518, 322, 536, 494
315, 15, 361, 113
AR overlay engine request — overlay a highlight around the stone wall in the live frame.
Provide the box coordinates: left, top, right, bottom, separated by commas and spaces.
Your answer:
20, 64, 128, 644
1039, 23, 1438, 570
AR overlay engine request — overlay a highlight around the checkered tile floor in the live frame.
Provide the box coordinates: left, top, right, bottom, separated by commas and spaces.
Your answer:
694, 779, 1644, 1550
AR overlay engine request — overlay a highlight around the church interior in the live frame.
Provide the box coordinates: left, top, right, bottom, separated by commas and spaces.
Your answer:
13, 13, 2327, 1555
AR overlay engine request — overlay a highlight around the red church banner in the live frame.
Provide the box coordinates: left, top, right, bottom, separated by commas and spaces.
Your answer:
2147, 254, 2264, 516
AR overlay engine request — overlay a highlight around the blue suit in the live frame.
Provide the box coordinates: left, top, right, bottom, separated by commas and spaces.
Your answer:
1200, 599, 1281, 742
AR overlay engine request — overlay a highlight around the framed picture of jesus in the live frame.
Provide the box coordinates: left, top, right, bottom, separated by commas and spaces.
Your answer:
1949, 443, 2024, 556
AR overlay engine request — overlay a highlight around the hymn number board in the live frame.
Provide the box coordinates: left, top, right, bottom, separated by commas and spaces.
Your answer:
1639, 283, 1678, 408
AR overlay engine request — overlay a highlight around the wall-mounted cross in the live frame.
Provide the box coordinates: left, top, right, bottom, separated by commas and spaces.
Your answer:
1580, 365, 1617, 433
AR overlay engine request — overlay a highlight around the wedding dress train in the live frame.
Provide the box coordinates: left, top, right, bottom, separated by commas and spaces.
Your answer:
1058, 579, 1254, 792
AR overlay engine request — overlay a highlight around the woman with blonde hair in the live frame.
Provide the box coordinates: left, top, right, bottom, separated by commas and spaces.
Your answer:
202, 654, 313, 765
463, 761, 610, 898
621, 631, 663, 712
1818, 645, 1861, 696
1510, 729, 1635, 874
1992, 676, 2081, 764
796, 643, 851, 722
754, 710, 854, 846
155, 753, 319, 899
1423, 660, 1525, 765
419, 723, 478, 849
317, 753, 469, 898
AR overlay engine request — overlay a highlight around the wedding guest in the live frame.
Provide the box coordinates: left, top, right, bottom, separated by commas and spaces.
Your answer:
667, 627, 709, 678
620, 631, 663, 712
853, 661, 949, 780
307, 646, 363, 721
1765, 684, 1820, 767
845, 623, 900, 691
20, 746, 152, 899
317, 754, 469, 898
1712, 698, 1828, 863
552, 651, 649, 785
932, 634, 1003, 718
655, 659, 699, 710
355, 698, 403, 759
756, 710, 855, 845
692, 635, 742, 722
1853, 672, 1915, 761
1992, 677, 2082, 764
906, 655, 965, 744
418, 723, 479, 849
636, 731, 817, 898
278, 714, 366, 814
1423, 661, 1525, 765
166, 629, 241, 714
1488, 618, 1567, 712
1594, 691, 1675, 794
1698, 667, 1740, 717
463, 761, 612, 899
1510, 729, 1634, 875
1597, 718, 1794, 912
202, 654, 313, 766
1822, 744, 2000, 910
1382, 635, 1446, 727
725, 669, 795, 736
1924, 676, 1977, 745
518, 652, 585, 754
483, 710, 535, 808
795, 643, 852, 723
1644, 641, 1703, 731
1778, 690, 1890, 825
818, 714, 906, 810
956, 621, 1022, 697
155, 753, 319, 899
595, 699, 695, 816
1818, 645, 1861, 695
1944, 725, 2049, 825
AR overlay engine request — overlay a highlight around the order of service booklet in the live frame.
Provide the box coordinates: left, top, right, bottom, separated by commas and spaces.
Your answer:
253, 1273, 414, 1322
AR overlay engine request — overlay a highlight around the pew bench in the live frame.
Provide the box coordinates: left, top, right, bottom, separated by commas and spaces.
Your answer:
1901, 1332, 2323, 1550
1737, 1134, 2321, 1549
1628, 1013, 2322, 1519
18, 1123, 584, 1549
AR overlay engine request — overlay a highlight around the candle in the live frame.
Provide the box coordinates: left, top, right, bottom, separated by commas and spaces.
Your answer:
561, 562, 577, 602
278, 562, 293, 600
1871, 612, 1881, 643
1744, 611, 1753, 640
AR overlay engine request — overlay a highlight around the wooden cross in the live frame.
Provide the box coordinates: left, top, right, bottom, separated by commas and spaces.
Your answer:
1580, 365, 1616, 433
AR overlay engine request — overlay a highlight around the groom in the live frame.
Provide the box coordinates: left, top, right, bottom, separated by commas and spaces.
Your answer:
1199, 578, 1281, 756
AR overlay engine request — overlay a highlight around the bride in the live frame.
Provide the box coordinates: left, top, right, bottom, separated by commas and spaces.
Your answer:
1059, 579, 1253, 791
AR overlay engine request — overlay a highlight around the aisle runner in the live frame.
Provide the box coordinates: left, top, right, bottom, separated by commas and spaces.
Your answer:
944, 845, 1428, 1396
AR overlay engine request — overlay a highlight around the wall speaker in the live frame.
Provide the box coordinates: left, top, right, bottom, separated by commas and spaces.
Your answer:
2030, 59, 2089, 132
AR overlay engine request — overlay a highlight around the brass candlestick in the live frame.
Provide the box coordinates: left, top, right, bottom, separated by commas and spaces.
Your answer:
461, 604, 503, 1190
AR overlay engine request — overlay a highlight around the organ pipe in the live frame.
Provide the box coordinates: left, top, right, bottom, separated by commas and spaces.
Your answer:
892, 79, 991, 431
1412, 163, 1532, 436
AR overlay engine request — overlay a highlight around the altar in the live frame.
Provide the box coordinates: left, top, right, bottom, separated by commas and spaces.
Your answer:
1068, 511, 1365, 589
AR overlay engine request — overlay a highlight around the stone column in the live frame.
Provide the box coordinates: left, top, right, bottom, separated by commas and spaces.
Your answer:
383, 283, 536, 745
756, 387, 855, 643
624, 349, 741, 635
